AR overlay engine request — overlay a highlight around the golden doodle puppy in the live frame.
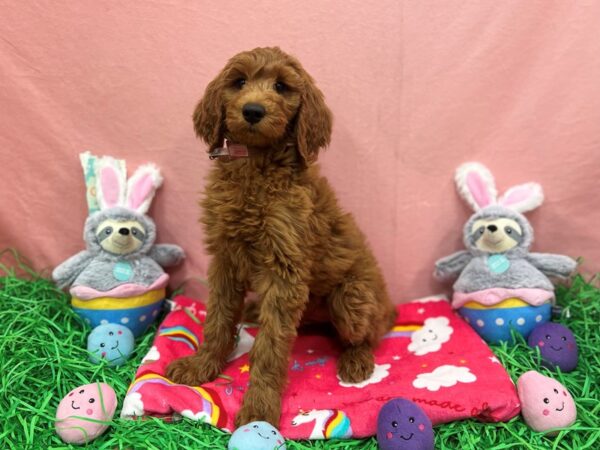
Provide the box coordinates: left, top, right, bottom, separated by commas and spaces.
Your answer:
167, 47, 396, 427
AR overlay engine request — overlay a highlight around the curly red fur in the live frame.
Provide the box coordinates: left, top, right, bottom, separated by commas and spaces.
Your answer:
167, 47, 396, 427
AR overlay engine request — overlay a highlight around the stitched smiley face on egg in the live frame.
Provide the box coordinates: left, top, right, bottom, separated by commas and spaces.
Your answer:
55, 382, 117, 444
87, 323, 134, 366
528, 322, 578, 372
517, 371, 576, 435
228, 421, 286, 450
377, 398, 434, 450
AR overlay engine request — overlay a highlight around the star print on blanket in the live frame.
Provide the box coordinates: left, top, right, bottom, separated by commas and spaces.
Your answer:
121, 295, 521, 439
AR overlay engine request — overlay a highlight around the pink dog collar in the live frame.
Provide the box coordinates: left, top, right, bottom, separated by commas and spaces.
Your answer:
209, 140, 250, 160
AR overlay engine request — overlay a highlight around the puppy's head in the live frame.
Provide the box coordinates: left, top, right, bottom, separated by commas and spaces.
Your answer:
193, 47, 332, 164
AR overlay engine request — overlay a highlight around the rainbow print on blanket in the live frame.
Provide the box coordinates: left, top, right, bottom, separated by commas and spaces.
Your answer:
125, 373, 227, 428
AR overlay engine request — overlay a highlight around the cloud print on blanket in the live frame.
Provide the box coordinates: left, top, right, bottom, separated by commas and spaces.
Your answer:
408, 317, 454, 356
413, 365, 477, 392
338, 363, 391, 388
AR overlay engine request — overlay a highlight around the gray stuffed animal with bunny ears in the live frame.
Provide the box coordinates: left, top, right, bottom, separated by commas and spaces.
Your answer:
52, 156, 185, 336
435, 162, 577, 343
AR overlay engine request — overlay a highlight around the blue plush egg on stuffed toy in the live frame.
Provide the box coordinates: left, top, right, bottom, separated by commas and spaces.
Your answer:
228, 421, 286, 450
87, 324, 134, 366
527, 322, 578, 372
377, 398, 434, 450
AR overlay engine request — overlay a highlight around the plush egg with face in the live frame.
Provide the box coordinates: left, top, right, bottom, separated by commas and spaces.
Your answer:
55, 382, 117, 444
528, 323, 578, 372
377, 398, 434, 450
87, 324, 135, 366
228, 421, 286, 450
517, 371, 576, 435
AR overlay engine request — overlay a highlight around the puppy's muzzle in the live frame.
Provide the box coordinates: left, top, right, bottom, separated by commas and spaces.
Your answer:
242, 103, 266, 124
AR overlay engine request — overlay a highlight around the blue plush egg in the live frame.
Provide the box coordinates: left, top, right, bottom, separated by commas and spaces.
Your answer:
377, 398, 434, 450
228, 421, 286, 450
87, 324, 134, 366
528, 322, 578, 372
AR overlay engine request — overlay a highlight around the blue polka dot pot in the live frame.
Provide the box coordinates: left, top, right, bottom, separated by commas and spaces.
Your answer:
458, 297, 551, 344
71, 288, 165, 337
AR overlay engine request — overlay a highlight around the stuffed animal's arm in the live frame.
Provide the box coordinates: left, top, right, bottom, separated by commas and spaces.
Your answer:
149, 244, 185, 268
52, 250, 95, 289
434, 250, 473, 280
526, 253, 578, 279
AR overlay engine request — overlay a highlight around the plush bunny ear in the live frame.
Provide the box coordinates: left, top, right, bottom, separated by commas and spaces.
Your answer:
96, 156, 127, 210
125, 164, 163, 214
455, 162, 497, 211
498, 182, 544, 213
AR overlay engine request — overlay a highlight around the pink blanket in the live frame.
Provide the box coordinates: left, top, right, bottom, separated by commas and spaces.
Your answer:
121, 295, 520, 439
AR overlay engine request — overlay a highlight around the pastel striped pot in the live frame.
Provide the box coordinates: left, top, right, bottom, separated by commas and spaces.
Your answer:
458, 297, 551, 344
71, 288, 165, 337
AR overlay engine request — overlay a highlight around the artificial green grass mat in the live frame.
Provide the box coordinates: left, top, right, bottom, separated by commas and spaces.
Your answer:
1, 254, 599, 449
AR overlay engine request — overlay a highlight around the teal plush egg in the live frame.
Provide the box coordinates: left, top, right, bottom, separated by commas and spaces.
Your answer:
87, 324, 134, 366
458, 298, 551, 344
228, 421, 286, 450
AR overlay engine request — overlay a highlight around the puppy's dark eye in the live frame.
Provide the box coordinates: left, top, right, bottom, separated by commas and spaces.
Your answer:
553, 388, 559, 394
543, 398, 549, 404
109, 331, 114, 336
391, 421, 398, 428
545, 335, 551, 340
271, 430, 276, 435
89, 398, 95, 403
234, 78, 246, 89
100, 343, 105, 348
274, 81, 288, 93
561, 336, 567, 341
409, 417, 415, 423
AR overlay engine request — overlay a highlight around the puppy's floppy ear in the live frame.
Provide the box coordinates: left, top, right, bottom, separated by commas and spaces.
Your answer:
193, 74, 226, 151
295, 71, 333, 165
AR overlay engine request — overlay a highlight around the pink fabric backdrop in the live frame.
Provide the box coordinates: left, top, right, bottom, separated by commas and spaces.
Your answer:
1, 1, 599, 302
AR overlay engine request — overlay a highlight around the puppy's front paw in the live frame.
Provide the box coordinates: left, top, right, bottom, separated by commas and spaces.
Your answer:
337, 347, 374, 384
235, 386, 281, 428
165, 351, 222, 386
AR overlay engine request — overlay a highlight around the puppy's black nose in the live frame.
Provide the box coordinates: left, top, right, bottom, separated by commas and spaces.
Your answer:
118, 228, 130, 236
242, 103, 266, 124
487, 225, 498, 233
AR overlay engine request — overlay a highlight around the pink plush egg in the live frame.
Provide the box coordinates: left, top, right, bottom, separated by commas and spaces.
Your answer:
55, 382, 117, 444
517, 371, 576, 435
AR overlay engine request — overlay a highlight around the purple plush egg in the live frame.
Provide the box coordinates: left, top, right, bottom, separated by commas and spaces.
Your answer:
377, 398, 434, 450
528, 323, 578, 372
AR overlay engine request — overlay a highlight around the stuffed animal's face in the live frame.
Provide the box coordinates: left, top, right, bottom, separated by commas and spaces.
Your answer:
96, 218, 146, 255
470, 217, 523, 253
